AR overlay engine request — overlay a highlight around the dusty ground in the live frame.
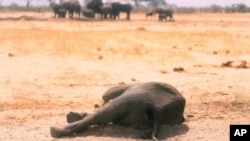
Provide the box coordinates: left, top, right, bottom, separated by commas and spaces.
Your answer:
0, 12, 250, 141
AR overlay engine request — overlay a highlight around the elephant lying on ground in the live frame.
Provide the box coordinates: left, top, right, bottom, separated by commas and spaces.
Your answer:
50, 82, 186, 141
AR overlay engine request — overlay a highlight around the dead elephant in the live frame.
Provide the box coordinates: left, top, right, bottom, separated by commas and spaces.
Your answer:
50, 82, 186, 141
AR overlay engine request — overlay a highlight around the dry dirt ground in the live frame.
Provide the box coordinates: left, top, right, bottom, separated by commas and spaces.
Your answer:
0, 12, 250, 141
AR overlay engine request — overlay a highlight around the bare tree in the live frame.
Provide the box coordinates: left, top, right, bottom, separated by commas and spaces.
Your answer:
209, 4, 222, 13
132, 0, 167, 9
236, 3, 248, 13
46, 0, 56, 6
24, 0, 33, 8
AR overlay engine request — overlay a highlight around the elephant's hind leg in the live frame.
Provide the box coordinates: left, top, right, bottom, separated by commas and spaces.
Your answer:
66, 112, 87, 123
50, 126, 72, 138
102, 84, 134, 103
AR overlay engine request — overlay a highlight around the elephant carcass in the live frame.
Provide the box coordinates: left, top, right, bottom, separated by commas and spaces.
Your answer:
111, 2, 132, 20
50, 82, 186, 140
86, 0, 103, 18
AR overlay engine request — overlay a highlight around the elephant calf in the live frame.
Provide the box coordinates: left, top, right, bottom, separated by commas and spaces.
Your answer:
50, 82, 186, 141
146, 10, 154, 18
82, 9, 95, 19
158, 13, 167, 22
155, 8, 174, 22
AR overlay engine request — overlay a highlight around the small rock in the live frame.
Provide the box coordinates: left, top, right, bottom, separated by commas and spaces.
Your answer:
237, 60, 248, 69
94, 104, 100, 108
221, 61, 233, 67
98, 55, 103, 60
118, 82, 125, 85
159, 70, 168, 74
213, 51, 218, 55
69, 84, 75, 87
137, 27, 146, 31
97, 47, 102, 51
173, 67, 184, 72
187, 115, 194, 118
131, 78, 137, 81
8, 53, 14, 57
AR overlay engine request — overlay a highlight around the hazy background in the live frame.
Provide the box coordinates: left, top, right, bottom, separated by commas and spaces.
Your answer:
1, 0, 250, 7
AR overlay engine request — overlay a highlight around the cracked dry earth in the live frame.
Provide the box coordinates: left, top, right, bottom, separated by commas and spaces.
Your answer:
0, 12, 250, 141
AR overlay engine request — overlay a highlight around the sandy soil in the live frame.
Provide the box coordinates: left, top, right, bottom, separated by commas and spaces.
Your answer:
0, 12, 250, 141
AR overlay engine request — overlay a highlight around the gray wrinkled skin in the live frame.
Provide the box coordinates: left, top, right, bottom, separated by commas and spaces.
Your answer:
50, 82, 186, 141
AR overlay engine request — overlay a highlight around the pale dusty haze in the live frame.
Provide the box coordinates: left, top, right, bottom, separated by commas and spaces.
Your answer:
1, 0, 250, 7
167, 0, 250, 7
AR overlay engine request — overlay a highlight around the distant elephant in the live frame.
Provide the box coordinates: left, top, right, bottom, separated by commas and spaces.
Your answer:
58, 8, 67, 18
146, 10, 154, 18
52, 3, 63, 18
50, 82, 186, 141
82, 9, 95, 18
62, 0, 81, 18
86, 0, 103, 18
111, 2, 132, 20
100, 3, 112, 19
155, 8, 174, 22
158, 13, 168, 21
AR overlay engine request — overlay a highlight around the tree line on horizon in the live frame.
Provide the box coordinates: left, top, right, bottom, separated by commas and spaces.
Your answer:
0, 0, 250, 13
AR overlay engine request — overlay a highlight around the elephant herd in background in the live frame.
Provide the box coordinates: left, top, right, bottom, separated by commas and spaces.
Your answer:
52, 0, 174, 21
52, 0, 132, 20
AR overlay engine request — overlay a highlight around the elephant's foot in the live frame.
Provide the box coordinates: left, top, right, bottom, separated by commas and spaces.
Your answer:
50, 126, 72, 138
66, 112, 87, 123
139, 127, 160, 141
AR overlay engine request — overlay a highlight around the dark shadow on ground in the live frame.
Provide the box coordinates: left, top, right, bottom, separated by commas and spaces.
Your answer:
61, 123, 189, 140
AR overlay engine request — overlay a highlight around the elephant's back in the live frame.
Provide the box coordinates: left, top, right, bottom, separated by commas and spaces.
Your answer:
128, 82, 183, 97
124, 82, 185, 108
